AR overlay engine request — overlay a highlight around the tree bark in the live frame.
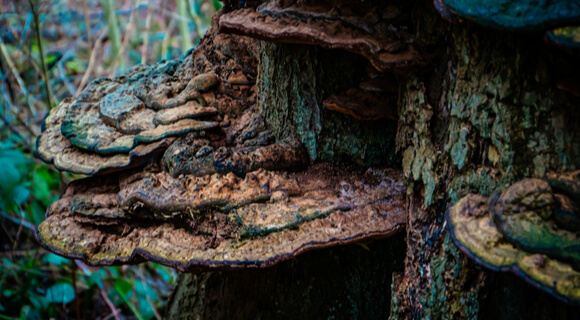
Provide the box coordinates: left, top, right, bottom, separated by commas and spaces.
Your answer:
167, 1, 580, 318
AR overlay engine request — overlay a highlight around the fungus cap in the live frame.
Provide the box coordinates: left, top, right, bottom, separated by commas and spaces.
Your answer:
446, 193, 580, 305
37, 163, 407, 271
219, 0, 424, 73
436, 0, 580, 31
36, 98, 176, 175
489, 178, 580, 262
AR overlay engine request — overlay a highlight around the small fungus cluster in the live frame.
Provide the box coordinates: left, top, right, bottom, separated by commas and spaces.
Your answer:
35, 10, 408, 270
447, 171, 580, 305
436, 0, 580, 305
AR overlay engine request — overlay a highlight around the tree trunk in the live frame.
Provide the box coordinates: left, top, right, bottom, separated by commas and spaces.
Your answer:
167, 1, 580, 318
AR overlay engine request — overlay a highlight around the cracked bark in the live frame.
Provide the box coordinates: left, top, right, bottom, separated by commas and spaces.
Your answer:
166, 1, 580, 318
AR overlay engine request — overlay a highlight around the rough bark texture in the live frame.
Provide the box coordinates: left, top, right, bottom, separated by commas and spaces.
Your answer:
166, 235, 406, 319
167, 1, 580, 318
258, 41, 398, 166
391, 3, 580, 319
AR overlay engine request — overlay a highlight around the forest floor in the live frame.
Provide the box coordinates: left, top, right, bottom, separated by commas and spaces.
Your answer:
0, 0, 217, 318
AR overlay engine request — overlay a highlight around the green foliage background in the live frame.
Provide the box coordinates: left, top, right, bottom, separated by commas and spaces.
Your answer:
0, 0, 220, 318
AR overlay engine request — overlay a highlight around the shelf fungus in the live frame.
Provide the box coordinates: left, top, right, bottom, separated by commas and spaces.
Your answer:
434, 0, 580, 31
37, 163, 406, 270
35, 14, 261, 175
35, 12, 406, 272
218, 0, 424, 73
546, 26, 580, 51
323, 76, 399, 121
446, 171, 580, 305
36, 96, 177, 175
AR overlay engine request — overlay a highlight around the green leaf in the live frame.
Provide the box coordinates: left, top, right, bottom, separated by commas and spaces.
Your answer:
11, 185, 30, 206
45, 283, 75, 304
27, 201, 47, 226
135, 281, 157, 320
32, 170, 51, 203
2, 258, 14, 268
138, 298, 155, 320
28, 292, 49, 311
3, 289, 13, 297
0, 162, 21, 192
20, 305, 42, 320
113, 280, 144, 320
87, 269, 107, 288
114, 279, 133, 296
42, 253, 70, 266
107, 288, 124, 307
135, 280, 157, 301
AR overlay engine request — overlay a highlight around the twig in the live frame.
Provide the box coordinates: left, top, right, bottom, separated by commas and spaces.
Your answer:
0, 111, 30, 147
72, 262, 81, 320
161, 20, 178, 60
0, 210, 35, 232
176, 0, 192, 51
0, 39, 38, 114
20, 12, 32, 47
109, 0, 139, 76
75, 261, 123, 320
141, 1, 153, 64
76, 27, 108, 96
82, 0, 92, 44
138, 265, 162, 320
11, 209, 28, 254
57, 50, 76, 96
28, 0, 52, 109
101, 0, 122, 63
1, 88, 39, 137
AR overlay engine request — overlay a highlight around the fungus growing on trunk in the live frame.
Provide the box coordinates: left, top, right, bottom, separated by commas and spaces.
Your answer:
36, 97, 177, 175
435, 0, 580, 30
35, 11, 407, 274
323, 81, 398, 121
446, 172, 580, 305
547, 26, 580, 50
218, 0, 424, 73
60, 63, 219, 155
37, 163, 406, 270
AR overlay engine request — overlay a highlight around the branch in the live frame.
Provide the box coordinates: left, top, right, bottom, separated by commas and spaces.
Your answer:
28, 0, 52, 109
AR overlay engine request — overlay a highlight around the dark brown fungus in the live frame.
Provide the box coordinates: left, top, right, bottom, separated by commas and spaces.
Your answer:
447, 194, 580, 305
218, 0, 424, 73
116, 168, 303, 215
323, 88, 398, 121
37, 163, 406, 270
36, 10, 404, 274
162, 107, 310, 177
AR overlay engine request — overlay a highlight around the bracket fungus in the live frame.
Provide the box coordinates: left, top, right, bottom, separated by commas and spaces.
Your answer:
546, 26, 580, 53
435, 0, 580, 31
35, 11, 407, 273
36, 97, 177, 175
446, 171, 580, 305
323, 77, 399, 121
37, 163, 406, 270
219, 0, 424, 73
